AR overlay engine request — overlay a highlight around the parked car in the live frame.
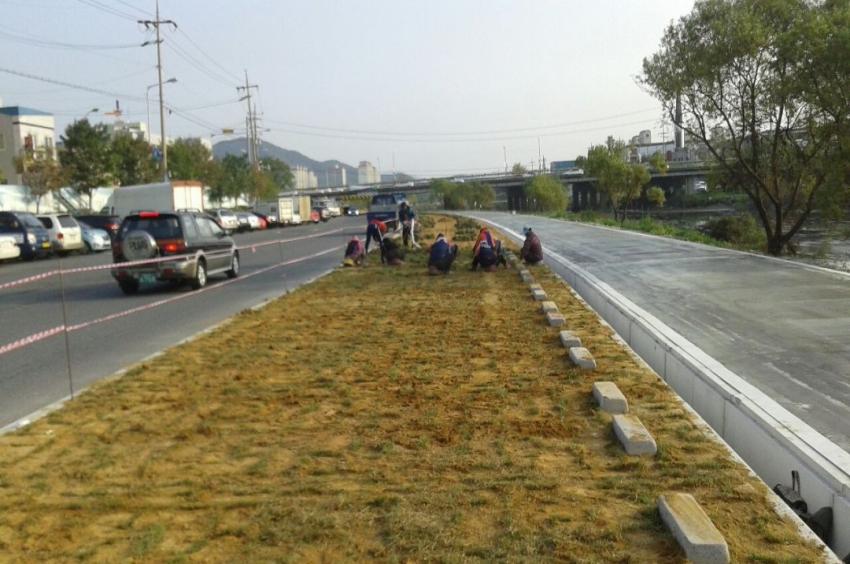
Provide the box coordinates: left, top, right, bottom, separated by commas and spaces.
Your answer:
210, 209, 240, 233
38, 214, 84, 255
111, 210, 239, 295
312, 206, 331, 222
0, 211, 52, 260
0, 235, 21, 261
77, 221, 112, 253
254, 211, 277, 227
74, 214, 121, 241
254, 213, 268, 230
235, 211, 260, 231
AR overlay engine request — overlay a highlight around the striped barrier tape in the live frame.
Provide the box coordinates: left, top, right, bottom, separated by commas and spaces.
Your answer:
0, 245, 343, 357
0, 227, 348, 292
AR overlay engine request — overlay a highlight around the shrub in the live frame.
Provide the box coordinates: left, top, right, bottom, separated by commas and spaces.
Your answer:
704, 215, 765, 248
523, 176, 568, 212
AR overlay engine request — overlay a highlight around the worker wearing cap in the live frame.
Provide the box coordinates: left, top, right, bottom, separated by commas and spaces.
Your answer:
520, 226, 543, 265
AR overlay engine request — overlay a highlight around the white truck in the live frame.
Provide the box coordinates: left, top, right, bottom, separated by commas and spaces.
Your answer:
105, 181, 205, 218
255, 197, 303, 226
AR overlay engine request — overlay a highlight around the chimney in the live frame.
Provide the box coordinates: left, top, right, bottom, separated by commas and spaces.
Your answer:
674, 94, 684, 150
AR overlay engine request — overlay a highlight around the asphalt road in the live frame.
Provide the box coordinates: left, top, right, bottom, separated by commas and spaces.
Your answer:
471, 212, 850, 453
0, 217, 363, 429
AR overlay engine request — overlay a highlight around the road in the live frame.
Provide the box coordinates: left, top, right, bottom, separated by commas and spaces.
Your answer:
0, 217, 362, 429
471, 212, 850, 453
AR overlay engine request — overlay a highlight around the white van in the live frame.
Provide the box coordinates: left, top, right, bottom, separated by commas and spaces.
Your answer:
38, 214, 84, 255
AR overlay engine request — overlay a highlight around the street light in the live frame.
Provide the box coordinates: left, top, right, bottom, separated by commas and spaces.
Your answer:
146, 77, 176, 144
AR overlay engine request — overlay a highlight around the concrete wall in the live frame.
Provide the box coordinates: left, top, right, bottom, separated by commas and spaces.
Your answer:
477, 216, 850, 559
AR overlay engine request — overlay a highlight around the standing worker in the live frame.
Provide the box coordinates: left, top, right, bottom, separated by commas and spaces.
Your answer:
427, 233, 458, 275
398, 202, 420, 249
365, 218, 387, 254
520, 226, 543, 265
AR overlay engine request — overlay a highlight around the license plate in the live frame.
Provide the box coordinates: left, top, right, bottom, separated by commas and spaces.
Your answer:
41, 242, 51, 249
139, 273, 156, 284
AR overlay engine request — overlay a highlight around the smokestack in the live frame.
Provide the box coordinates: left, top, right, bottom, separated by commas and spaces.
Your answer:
674, 94, 684, 150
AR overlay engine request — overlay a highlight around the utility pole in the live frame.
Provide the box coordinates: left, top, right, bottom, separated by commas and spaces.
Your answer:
503, 146, 507, 174
237, 71, 260, 170
139, 0, 176, 181
537, 137, 543, 174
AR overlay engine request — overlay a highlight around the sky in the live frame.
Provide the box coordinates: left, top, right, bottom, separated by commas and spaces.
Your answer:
0, 0, 696, 177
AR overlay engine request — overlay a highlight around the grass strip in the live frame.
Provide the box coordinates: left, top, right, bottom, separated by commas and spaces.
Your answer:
0, 215, 823, 562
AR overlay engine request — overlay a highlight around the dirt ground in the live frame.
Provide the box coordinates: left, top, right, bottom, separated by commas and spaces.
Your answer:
0, 215, 825, 562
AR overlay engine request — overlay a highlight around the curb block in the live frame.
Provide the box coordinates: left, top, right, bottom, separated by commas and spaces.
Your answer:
613, 414, 657, 456
657, 493, 730, 563
592, 381, 629, 414
546, 311, 565, 327
532, 289, 547, 301
568, 347, 597, 370
540, 301, 559, 313
559, 330, 582, 349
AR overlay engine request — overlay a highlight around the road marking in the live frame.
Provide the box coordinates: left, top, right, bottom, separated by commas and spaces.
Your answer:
0, 245, 343, 357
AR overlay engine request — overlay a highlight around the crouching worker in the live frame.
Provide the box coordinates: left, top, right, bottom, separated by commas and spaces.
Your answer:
343, 236, 365, 266
471, 226, 507, 272
365, 219, 387, 254
520, 226, 543, 265
428, 233, 458, 275
381, 236, 405, 266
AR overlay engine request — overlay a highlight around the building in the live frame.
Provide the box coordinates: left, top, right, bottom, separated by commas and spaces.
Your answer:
293, 166, 318, 190
357, 160, 380, 184
0, 105, 57, 185
105, 120, 148, 142
321, 165, 347, 188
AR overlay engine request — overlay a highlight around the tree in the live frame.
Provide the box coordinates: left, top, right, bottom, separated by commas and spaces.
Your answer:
260, 157, 294, 193
648, 152, 669, 175
0, 167, 6, 184
218, 155, 250, 205
511, 163, 527, 175
111, 133, 158, 186
59, 120, 114, 210
17, 155, 67, 213
647, 186, 666, 208
523, 175, 568, 213
585, 141, 650, 222
245, 168, 277, 204
168, 138, 213, 182
641, 0, 850, 255
430, 179, 495, 210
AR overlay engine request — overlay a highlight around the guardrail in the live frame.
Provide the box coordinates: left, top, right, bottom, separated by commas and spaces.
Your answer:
474, 215, 850, 559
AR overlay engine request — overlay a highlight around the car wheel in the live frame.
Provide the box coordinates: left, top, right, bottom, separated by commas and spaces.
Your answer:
118, 279, 139, 295
226, 252, 239, 279
191, 259, 207, 290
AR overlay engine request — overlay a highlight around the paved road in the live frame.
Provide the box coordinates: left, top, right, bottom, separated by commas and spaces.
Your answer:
0, 217, 363, 429
471, 212, 850, 452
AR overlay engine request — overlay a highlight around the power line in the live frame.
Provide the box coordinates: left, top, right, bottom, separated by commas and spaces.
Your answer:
175, 28, 241, 84
164, 39, 238, 88
113, 0, 153, 17
75, 0, 140, 21
0, 66, 146, 102
0, 25, 141, 50
264, 117, 658, 143
262, 108, 659, 137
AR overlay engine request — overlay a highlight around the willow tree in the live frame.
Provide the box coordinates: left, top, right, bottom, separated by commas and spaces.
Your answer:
642, 0, 850, 255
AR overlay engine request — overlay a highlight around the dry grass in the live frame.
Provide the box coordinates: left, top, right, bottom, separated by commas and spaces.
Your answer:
0, 215, 824, 562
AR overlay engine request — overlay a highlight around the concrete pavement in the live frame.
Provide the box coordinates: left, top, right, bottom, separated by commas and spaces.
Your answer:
470, 212, 850, 453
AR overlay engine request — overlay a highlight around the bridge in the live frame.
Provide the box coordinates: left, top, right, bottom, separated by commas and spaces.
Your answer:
298, 160, 713, 213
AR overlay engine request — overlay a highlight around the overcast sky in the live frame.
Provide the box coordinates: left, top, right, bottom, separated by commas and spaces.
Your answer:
1, 0, 695, 176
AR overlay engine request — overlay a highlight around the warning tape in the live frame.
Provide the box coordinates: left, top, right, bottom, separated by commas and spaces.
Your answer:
0, 227, 347, 292
0, 245, 342, 357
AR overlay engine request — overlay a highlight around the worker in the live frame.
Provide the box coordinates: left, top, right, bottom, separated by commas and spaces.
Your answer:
381, 235, 405, 265
520, 226, 543, 265
428, 233, 458, 274
471, 226, 507, 271
398, 202, 420, 248
343, 236, 365, 266
365, 218, 387, 254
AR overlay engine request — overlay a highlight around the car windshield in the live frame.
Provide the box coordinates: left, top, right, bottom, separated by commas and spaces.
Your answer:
58, 215, 78, 228
122, 216, 182, 239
